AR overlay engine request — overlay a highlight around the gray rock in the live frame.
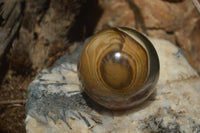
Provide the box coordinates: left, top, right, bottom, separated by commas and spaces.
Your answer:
25, 38, 200, 133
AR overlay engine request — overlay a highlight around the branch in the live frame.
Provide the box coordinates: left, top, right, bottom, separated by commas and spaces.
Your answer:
0, 99, 26, 105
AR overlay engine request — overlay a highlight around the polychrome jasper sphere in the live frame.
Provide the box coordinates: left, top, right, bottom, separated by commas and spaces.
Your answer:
78, 27, 159, 110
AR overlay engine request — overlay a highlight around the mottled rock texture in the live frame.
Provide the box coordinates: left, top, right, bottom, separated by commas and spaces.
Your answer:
26, 38, 200, 133
0, 0, 24, 75
1, 0, 199, 77
9, 0, 82, 72
97, 0, 200, 72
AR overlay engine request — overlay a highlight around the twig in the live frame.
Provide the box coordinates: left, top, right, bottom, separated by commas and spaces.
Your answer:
191, 0, 200, 13
0, 99, 26, 105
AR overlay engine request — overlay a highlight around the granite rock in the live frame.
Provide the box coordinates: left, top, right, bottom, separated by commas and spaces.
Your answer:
25, 38, 200, 133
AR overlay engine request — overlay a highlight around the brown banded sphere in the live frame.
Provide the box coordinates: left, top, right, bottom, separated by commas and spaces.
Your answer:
78, 27, 159, 110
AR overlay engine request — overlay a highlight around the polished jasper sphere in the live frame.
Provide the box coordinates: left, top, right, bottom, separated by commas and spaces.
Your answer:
78, 27, 159, 110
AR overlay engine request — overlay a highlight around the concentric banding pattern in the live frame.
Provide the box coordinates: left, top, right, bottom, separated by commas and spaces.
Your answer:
99, 50, 135, 90
78, 27, 159, 110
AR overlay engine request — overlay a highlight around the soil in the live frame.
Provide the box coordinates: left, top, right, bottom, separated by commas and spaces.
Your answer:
0, 70, 35, 133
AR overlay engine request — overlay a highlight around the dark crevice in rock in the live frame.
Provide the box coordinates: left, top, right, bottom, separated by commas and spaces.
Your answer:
37, 1, 51, 24
0, 55, 8, 85
22, 0, 50, 32
126, 0, 147, 35
67, 0, 103, 43
174, 33, 193, 71
146, 27, 166, 31
162, 0, 184, 3
166, 31, 174, 35
146, 27, 176, 34
175, 33, 181, 48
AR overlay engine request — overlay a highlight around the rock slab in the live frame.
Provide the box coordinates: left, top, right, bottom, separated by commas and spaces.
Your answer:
25, 38, 200, 133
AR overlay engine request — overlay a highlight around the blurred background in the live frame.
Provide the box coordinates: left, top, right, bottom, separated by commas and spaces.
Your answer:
0, 0, 199, 132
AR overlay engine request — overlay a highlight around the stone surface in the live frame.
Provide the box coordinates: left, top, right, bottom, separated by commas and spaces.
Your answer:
0, 0, 24, 70
96, 0, 200, 72
25, 37, 200, 133
7, 0, 83, 73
